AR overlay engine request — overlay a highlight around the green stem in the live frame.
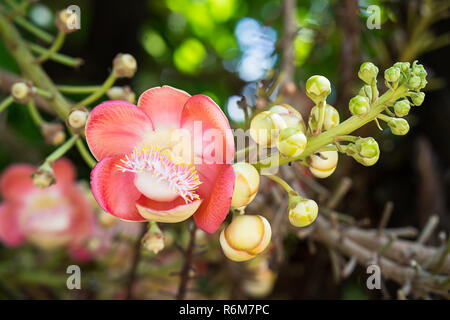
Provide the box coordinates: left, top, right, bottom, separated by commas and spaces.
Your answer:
27, 100, 44, 126
7, 0, 29, 20
265, 174, 294, 194
253, 85, 408, 171
0, 95, 13, 113
75, 138, 97, 168
314, 100, 326, 135
44, 134, 79, 164
27, 42, 82, 68
75, 72, 117, 107
34, 87, 53, 99
56, 84, 102, 94
377, 114, 392, 123
34, 31, 66, 64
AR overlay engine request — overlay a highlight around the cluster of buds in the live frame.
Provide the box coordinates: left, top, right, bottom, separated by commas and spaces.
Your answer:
219, 215, 271, 262
67, 106, 89, 132
11, 81, 34, 104
113, 53, 137, 78
107, 86, 136, 103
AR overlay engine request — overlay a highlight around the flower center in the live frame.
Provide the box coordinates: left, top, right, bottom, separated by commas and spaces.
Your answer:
117, 146, 201, 203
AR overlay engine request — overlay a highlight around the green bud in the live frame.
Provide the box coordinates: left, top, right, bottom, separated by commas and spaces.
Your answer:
384, 67, 401, 83
309, 104, 340, 132
305, 75, 331, 103
358, 62, 379, 84
388, 117, 410, 135
407, 75, 421, 89
393, 99, 410, 117
358, 85, 372, 100
412, 61, 427, 78
409, 92, 425, 106
277, 127, 307, 158
349, 95, 370, 115
353, 137, 380, 166
394, 62, 410, 73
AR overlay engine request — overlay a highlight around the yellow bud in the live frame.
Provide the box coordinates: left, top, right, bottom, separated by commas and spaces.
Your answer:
11, 81, 33, 104
277, 127, 307, 157
220, 215, 271, 262
250, 111, 287, 147
113, 53, 137, 78
305, 75, 331, 103
231, 163, 260, 208
269, 104, 306, 132
309, 150, 338, 178
288, 198, 318, 227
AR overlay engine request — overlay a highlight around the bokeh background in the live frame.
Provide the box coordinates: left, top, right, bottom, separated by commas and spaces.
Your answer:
0, 0, 449, 299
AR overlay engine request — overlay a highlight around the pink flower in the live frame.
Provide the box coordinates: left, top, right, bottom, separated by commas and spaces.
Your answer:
0, 159, 94, 250
86, 86, 235, 233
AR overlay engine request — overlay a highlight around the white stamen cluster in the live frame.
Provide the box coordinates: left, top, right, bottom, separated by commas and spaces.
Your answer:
117, 146, 201, 203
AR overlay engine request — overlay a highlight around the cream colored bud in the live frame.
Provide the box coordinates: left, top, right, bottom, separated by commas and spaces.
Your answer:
220, 215, 271, 262
107, 86, 136, 103
31, 167, 56, 188
269, 104, 306, 132
40, 122, 66, 146
142, 231, 165, 254
309, 150, 338, 178
113, 53, 137, 78
11, 82, 32, 104
288, 198, 318, 227
250, 111, 287, 147
68, 109, 89, 129
277, 127, 307, 158
231, 163, 260, 208
309, 104, 340, 132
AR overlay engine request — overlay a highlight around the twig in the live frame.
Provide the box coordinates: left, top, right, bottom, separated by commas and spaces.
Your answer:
417, 215, 439, 245
176, 223, 197, 300
377, 201, 394, 237
326, 177, 352, 209
125, 223, 147, 299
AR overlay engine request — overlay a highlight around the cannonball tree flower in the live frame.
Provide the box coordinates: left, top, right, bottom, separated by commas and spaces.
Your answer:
0, 159, 94, 250
85, 86, 235, 233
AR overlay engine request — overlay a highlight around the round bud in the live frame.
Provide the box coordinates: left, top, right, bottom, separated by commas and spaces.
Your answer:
393, 99, 410, 117
55, 9, 80, 33
384, 67, 401, 83
407, 75, 421, 89
107, 86, 136, 103
231, 163, 260, 208
250, 111, 287, 147
220, 215, 271, 262
309, 150, 338, 179
40, 122, 66, 146
113, 53, 137, 78
353, 137, 380, 166
349, 95, 370, 115
358, 62, 379, 84
142, 230, 165, 254
277, 128, 307, 158
269, 104, 306, 132
68, 108, 89, 130
409, 92, 425, 106
305, 75, 331, 103
309, 104, 340, 132
288, 198, 318, 227
31, 167, 56, 188
11, 81, 33, 104
388, 118, 410, 136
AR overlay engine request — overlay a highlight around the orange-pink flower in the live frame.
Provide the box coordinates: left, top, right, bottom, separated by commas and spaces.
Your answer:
85, 86, 235, 233
0, 159, 94, 250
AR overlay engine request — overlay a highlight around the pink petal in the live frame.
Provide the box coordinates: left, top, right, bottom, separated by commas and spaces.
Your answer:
85, 100, 154, 161
53, 158, 76, 185
90, 155, 145, 221
193, 163, 235, 233
181, 94, 235, 165
136, 196, 202, 223
0, 164, 35, 202
137, 86, 191, 130
0, 203, 24, 246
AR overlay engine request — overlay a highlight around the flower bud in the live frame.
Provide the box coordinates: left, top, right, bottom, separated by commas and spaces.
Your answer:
113, 53, 137, 78
309, 104, 340, 132
142, 228, 165, 254
231, 163, 260, 208
409, 92, 425, 106
242, 258, 276, 298
288, 197, 318, 227
384, 67, 401, 83
55, 9, 80, 33
107, 86, 136, 103
250, 111, 287, 147
31, 166, 56, 188
269, 104, 306, 132
388, 117, 410, 135
40, 122, 66, 146
305, 75, 331, 103
349, 95, 370, 115
407, 75, 421, 89
351, 137, 380, 166
11, 81, 33, 104
220, 215, 271, 262
394, 62, 410, 74
358, 85, 372, 100
309, 150, 338, 178
67, 107, 89, 130
411, 61, 427, 78
358, 62, 379, 84
277, 127, 307, 158
393, 99, 410, 117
